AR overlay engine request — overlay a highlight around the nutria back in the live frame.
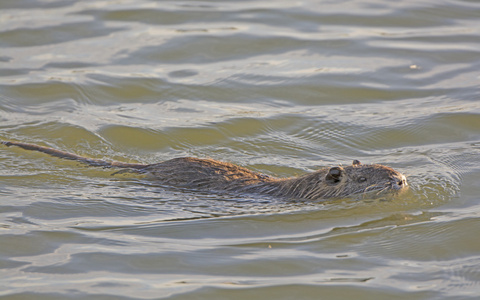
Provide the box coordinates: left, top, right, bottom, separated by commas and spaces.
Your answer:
2, 141, 408, 200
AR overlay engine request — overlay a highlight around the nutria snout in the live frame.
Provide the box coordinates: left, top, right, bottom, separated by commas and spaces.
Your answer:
2, 141, 408, 200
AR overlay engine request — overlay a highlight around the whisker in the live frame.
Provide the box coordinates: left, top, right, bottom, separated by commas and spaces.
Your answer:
364, 184, 382, 193
375, 186, 390, 195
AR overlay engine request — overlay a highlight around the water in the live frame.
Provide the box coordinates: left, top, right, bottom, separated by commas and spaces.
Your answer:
1, 0, 480, 299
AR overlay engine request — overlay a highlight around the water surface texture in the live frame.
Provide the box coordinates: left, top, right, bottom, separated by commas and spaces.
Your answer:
1, 0, 480, 299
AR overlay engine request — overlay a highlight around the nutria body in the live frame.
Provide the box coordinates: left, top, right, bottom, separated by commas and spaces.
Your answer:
2, 141, 407, 199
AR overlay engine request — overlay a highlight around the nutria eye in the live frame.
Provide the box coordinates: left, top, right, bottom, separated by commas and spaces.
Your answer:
358, 177, 367, 183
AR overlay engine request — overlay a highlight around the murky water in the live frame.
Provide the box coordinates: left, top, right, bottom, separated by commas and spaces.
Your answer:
1, 0, 480, 299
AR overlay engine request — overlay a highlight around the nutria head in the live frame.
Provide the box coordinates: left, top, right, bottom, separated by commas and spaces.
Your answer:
288, 160, 408, 199
344, 160, 406, 192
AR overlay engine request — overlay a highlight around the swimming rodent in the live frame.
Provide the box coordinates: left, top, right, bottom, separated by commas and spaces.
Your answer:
2, 140, 408, 199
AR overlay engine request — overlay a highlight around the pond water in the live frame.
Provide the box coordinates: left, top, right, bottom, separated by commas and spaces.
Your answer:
1, 0, 479, 299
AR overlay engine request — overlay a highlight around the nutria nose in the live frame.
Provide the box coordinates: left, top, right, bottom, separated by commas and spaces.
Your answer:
392, 175, 407, 189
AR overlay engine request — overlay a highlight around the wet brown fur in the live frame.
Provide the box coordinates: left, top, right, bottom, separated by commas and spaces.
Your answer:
2, 141, 407, 200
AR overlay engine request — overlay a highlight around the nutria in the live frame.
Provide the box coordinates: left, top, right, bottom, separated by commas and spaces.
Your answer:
2, 140, 407, 199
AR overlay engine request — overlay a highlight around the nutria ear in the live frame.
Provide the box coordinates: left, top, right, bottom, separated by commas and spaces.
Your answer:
353, 160, 361, 166
325, 167, 343, 184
